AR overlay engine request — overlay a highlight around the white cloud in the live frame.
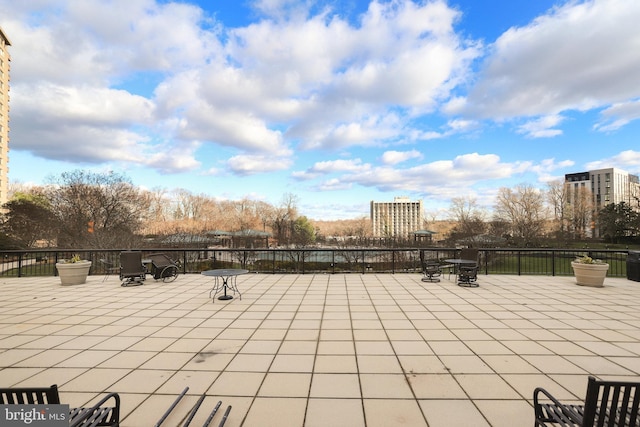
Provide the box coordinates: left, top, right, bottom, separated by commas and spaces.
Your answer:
341, 152, 527, 194
381, 150, 422, 165
594, 99, 640, 132
292, 159, 370, 180
445, 119, 478, 133
3, 0, 638, 213
516, 115, 564, 138
585, 150, 640, 172
227, 152, 293, 176
528, 158, 575, 183
457, 0, 640, 130
317, 178, 353, 191
3, 0, 480, 177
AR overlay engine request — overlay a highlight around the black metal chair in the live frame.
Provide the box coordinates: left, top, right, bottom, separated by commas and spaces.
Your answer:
419, 250, 442, 282
0, 384, 120, 427
534, 375, 640, 426
459, 248, 479, 264
457, 265, 479, 287
119, 251, 146, 287
99, 258, 120, 282
422, 262, 442, 282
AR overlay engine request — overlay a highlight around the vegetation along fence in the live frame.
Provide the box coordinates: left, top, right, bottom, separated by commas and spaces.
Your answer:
0, 248, 634, 278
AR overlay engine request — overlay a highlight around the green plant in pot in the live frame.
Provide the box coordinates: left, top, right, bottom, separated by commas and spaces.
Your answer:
56, 254, 92, 285
571, 255, 609, 287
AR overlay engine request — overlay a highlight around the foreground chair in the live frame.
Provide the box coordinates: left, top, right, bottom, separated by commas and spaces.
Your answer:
534, 375, 640, 426
119, 251, 146, 287
0, 384, 120, 427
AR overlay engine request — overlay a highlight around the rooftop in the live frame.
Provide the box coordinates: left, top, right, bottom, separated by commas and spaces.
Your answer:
1, 273, 639, 426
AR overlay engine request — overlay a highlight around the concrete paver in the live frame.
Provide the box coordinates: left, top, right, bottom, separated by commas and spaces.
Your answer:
1, 273, 639, 426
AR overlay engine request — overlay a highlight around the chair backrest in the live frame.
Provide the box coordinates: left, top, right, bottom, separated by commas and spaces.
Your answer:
120, 251, 144, 275
424, 262, 441, 273
582, 376, 640, 427
0, 385, 61, 404
460, 248, 479, 263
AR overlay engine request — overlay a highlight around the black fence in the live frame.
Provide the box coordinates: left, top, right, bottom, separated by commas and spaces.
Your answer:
0, 248, 633, 278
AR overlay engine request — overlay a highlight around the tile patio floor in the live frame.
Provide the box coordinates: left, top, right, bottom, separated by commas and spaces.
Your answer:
1, 272, 640, 426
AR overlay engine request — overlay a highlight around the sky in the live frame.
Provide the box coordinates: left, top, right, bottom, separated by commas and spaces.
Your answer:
1, 0, 640, 220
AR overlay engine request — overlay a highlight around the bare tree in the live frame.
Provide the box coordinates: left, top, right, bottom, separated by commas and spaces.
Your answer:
567, 185, 593, 239
46, 170, 150, 249
546, 179, 570, 238
448, 197, 486, 244
171, 189, 210, 220
272, 193, 298, 246
494, 184, 547, 245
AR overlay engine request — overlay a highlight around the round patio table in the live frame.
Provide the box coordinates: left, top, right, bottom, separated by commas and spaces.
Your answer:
202, 269, 248, 301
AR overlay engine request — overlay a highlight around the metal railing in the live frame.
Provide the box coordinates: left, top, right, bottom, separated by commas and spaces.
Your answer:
0, 248, 633, 278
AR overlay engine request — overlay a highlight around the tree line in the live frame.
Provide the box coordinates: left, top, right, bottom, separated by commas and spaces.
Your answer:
2, 171, 639, 250
447, 181, 640, 246
1, 170, 317, 249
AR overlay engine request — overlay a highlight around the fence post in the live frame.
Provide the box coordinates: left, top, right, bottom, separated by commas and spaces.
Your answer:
18, 253, 23, 278
332, 251, 335, 274
272, 250, 276, 274
392, 251, 395, 273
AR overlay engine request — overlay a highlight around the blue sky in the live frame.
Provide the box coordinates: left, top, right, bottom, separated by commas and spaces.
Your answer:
2, 0, 640, 219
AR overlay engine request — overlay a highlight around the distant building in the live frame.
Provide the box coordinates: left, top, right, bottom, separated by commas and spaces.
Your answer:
370, 196, 423, 238
565, 167, 640, 237
566, 168, 640, 209
0, 27, 9, 205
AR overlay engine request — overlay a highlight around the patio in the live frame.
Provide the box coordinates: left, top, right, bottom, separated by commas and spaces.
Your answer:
1, 273, 639, 426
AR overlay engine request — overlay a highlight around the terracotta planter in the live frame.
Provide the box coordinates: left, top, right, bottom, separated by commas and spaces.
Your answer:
56, 261, 92, 285
571, 261, 609, 287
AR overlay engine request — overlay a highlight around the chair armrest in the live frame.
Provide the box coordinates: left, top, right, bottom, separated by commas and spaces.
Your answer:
70, 392, 120, 427
533, 387, 583, 425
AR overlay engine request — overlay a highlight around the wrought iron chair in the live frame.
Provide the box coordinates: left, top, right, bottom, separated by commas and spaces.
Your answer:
457, 265, 479, 287
422, 262, 442, 282
455, 248, 479, 286
419, 250, 442, 282
119, 251, 146, 287
0, 384, 120, 427
534, 375, 640, 426
459, 248, 479, 264
99, 258, 120, 282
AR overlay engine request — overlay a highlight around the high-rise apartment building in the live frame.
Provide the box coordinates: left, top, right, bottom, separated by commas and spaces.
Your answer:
370, 196, 423, 238
0, 27, 10, 205
565, 168, 640, 210
565, 167, 640, 237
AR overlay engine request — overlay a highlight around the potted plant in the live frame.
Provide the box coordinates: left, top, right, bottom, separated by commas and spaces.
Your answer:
56, 254, 92, 285
571, 255, 609, 287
